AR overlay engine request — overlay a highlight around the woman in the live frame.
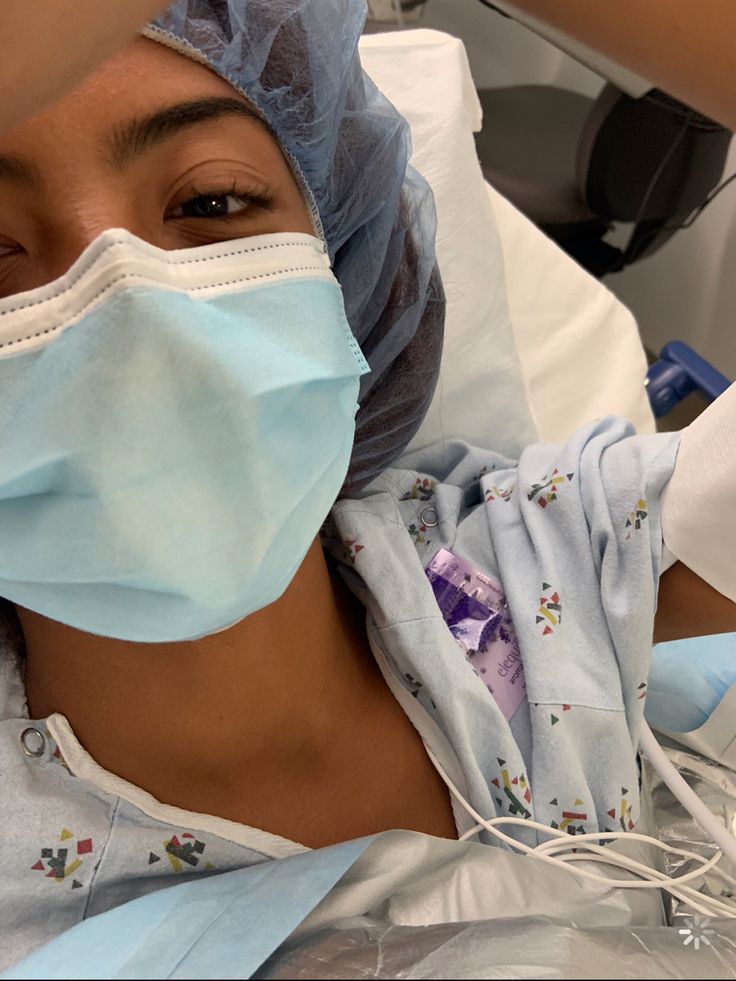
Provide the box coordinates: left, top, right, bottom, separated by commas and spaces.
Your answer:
0, 0, 733, 969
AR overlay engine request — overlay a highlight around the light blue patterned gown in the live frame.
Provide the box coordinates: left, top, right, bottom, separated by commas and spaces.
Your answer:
0, 421, 679, 968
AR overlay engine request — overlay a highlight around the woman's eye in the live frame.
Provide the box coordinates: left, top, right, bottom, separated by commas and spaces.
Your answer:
167, 192, 253, 220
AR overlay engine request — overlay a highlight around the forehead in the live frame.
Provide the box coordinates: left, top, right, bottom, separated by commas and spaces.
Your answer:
0, 37, 243, 149
80, 36, 238, 105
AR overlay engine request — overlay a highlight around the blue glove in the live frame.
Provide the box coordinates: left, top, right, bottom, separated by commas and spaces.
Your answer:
646, 632, 736, 733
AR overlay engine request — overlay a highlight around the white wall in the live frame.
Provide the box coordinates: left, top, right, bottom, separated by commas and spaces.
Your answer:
372, 0, 736, 378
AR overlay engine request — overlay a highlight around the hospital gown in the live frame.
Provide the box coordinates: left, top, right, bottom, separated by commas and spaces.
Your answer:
0, 420, 679, 970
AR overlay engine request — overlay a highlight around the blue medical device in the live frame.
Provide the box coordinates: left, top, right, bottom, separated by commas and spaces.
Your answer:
646, 340, 731, 417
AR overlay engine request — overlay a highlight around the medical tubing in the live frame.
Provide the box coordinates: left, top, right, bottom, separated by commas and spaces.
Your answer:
552, 853, 736, 918
471, 824, 728, 876
440, 772, 732, 916
639, 720, 736, 866
548, 844, 736, 917
479, 822, 736, 897
460, 805, 726, 882
465, 822, 735, 889
540, 842, 724, 889
539, 833, 736, 887
426, 746, 736, 918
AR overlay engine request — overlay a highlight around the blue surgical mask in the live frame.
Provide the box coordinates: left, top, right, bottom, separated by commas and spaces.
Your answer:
0, 229, 369, 642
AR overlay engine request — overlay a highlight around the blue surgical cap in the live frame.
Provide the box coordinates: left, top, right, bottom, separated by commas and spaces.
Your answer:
145, 0, 445, 492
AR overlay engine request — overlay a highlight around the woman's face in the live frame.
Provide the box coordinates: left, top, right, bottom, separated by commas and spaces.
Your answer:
0, 37, 314, 299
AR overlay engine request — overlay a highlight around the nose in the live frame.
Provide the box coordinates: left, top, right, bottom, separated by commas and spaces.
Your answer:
40, 204, 145, 283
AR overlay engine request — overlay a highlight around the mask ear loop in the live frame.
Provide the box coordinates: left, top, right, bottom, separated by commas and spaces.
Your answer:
425, 741, 736, 921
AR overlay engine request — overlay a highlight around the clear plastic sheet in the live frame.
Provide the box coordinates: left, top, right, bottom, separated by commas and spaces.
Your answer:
646, 743, 736, 922
255, 746, 736, 979
258, 917, 736, 979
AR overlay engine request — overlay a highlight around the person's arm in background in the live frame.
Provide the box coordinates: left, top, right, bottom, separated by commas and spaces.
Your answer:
0, 0, 167, 134
655, 564, 736, 645
506, 0, 736, 131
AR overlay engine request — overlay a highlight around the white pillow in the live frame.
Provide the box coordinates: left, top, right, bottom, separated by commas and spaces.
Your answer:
359, 30, 539, 459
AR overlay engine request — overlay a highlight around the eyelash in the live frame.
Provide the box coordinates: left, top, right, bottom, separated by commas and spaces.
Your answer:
166, 180, 274, 221
0, 241, 20, 260
0, 182, 275, 262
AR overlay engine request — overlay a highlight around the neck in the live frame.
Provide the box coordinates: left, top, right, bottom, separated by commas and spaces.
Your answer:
21, 541, 374, 814
19, 540, 458, 846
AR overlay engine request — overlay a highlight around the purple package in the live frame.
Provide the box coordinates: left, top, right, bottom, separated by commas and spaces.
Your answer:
426, 548, 527, 721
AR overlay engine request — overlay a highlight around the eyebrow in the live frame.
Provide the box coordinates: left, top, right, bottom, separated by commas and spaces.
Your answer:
0, 154, 44, 189
107, 96, 269, 167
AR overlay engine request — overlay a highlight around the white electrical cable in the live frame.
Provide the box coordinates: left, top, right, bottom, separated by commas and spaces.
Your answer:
539, 830, 736, 889
639, 719, 736, 866
461, 821, 732, 888
426, 742, 736, 920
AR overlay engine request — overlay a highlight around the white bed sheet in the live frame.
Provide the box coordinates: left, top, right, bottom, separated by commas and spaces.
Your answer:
489, 183, 656, 440
360, 30, 539, 460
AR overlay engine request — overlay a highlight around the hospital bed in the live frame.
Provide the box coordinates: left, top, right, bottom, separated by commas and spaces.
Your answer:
362, 28, 658, 457
360, 29, 730, 453
7, 28, 736, 981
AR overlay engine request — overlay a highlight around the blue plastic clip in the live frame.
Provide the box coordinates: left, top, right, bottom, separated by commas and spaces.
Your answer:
646, 340, 731, 417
